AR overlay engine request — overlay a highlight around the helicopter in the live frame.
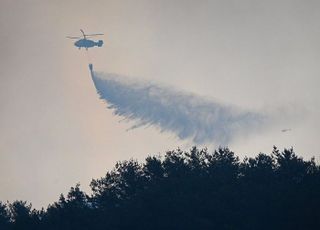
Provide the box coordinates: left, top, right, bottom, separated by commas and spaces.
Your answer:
66, 29, 104, 50
281, 128, 291, 133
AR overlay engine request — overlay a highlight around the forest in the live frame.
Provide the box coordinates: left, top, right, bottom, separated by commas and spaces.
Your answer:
1, 146, 319, 229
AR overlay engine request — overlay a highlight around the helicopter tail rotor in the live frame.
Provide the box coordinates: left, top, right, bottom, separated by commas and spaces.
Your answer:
96, 40, 104, 47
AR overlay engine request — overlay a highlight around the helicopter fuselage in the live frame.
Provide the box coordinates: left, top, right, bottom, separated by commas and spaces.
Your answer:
74, 39, 103, 49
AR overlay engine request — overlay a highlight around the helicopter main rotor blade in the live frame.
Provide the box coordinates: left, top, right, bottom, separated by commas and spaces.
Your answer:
80, 29, 85, 37
85, 33, 104, 36
66, 36, 81, 39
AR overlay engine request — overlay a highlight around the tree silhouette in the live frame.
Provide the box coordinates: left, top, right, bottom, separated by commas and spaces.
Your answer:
8, 200, 41, 230
0, 202, 11, 230
2, 147, 320, 229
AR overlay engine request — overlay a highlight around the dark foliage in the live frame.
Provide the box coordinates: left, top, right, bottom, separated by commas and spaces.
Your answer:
2, 147, 320, 229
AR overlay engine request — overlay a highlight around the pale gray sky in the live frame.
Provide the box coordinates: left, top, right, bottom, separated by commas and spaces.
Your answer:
1, 0, 319, 208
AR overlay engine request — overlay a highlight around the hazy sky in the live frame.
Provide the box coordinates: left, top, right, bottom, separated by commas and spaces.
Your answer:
1, 0, 319, 208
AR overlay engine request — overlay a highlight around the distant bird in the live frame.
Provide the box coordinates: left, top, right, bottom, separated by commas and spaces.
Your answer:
281, 128, 291, 132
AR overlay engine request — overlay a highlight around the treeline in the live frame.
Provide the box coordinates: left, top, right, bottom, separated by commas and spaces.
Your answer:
1, 146, 320, 229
